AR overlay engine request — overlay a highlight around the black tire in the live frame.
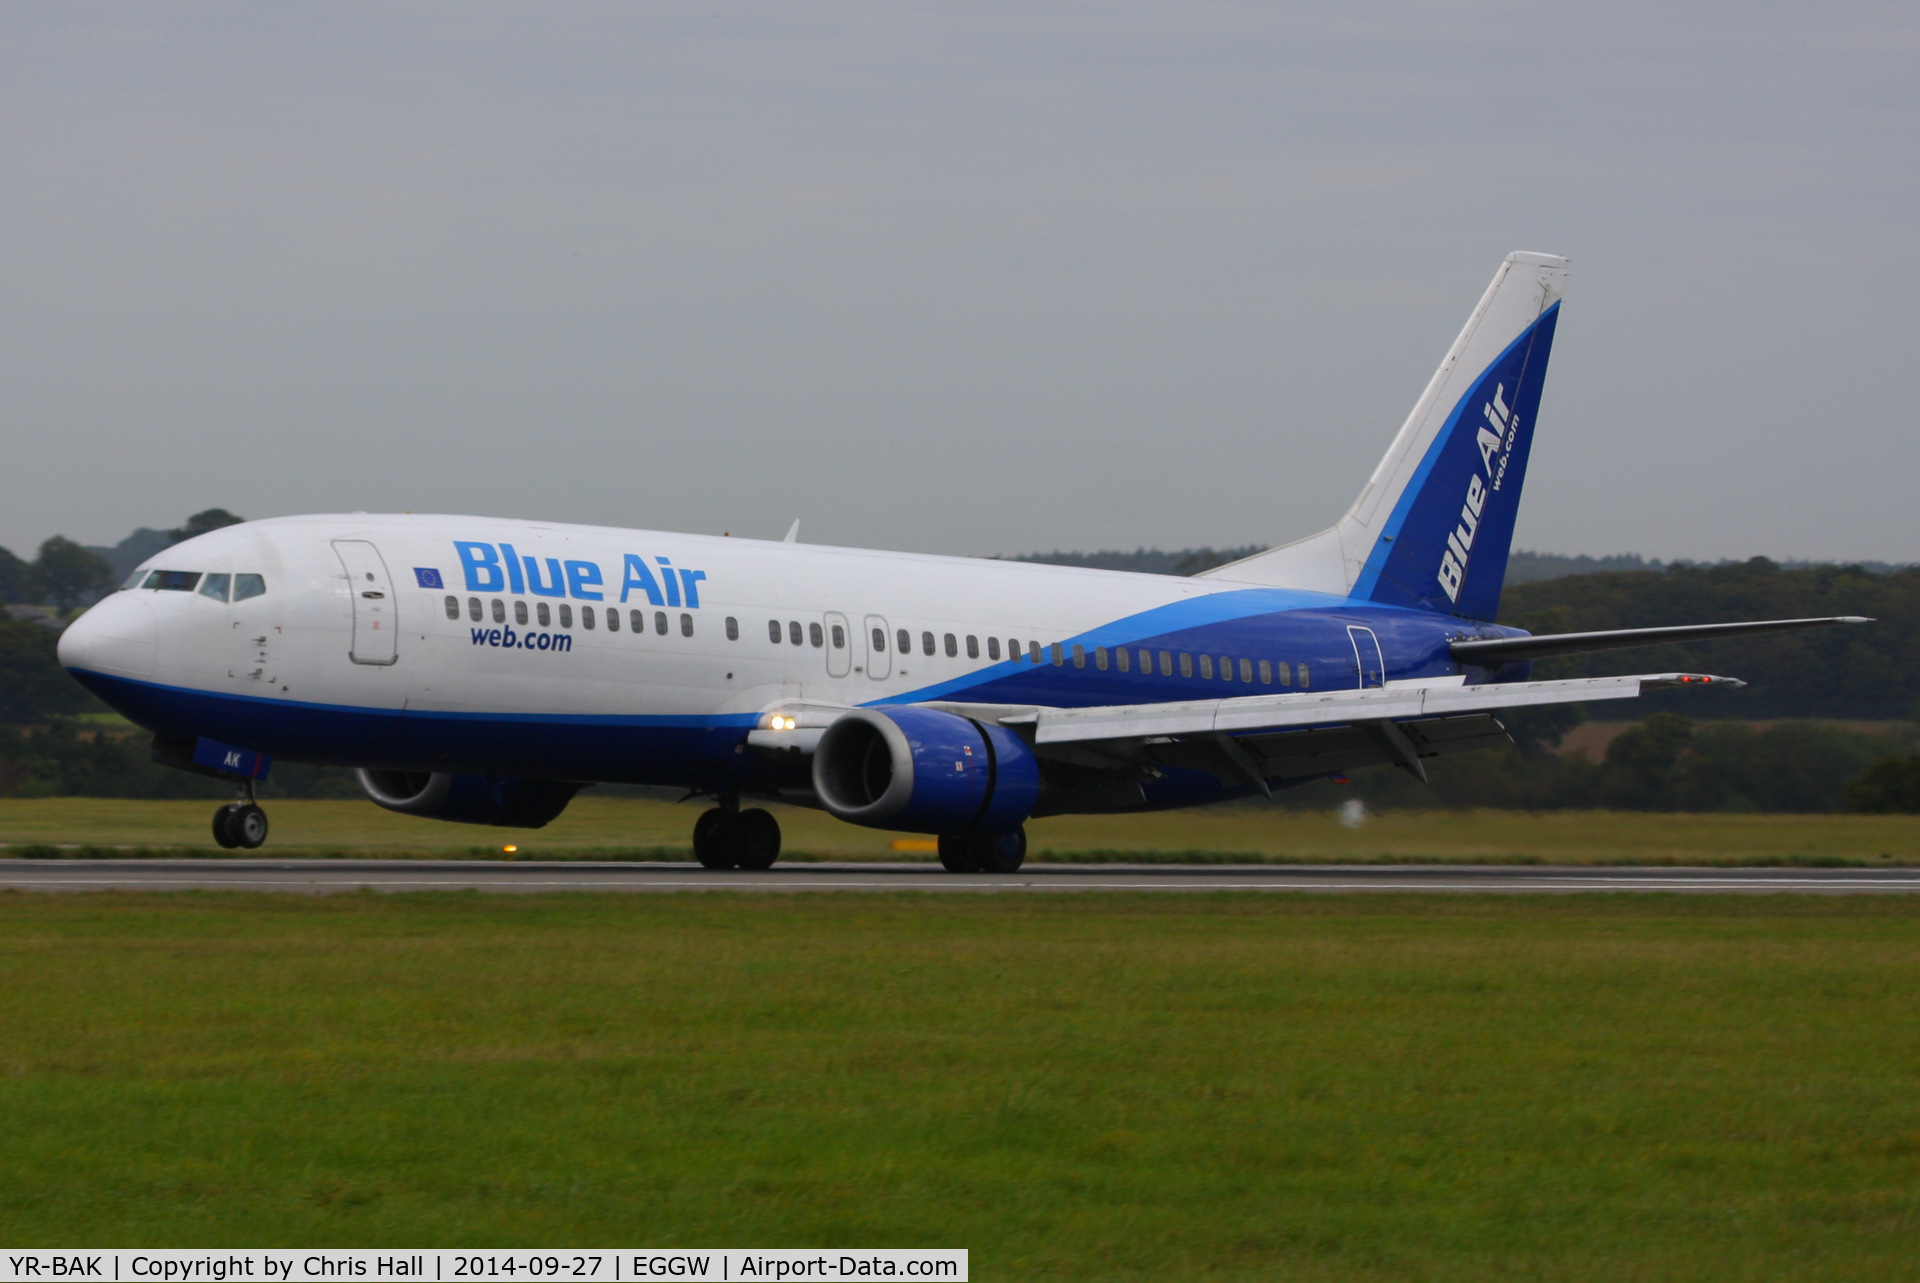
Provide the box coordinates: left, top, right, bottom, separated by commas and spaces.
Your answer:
735, 808, 781, 870
937, 834, 982, 873
211, 806, 241, 850
693, 808, 740, 870
974, 827, 1027, 874
232, 804, 269, 850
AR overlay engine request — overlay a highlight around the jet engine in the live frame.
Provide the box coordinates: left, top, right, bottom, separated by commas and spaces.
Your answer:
812, 707, 1040, 834
355, 770, 582, 828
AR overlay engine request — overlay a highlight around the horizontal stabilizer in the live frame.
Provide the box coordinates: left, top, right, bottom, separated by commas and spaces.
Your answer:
1451, 616, 1872, 665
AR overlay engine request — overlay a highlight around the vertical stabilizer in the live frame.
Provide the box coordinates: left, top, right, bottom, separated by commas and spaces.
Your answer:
1202, 251, 1566, 621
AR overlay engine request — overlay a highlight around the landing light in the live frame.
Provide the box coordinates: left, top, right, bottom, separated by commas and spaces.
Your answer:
503, 845, 518, 853
768, 714, 798, 731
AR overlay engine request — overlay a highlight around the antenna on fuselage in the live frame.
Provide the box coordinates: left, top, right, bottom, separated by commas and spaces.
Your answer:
782, 519, 801, 544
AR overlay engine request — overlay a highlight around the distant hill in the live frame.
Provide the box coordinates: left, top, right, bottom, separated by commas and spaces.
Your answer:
1499, 558, 1920, 720
83, 528, 173, 584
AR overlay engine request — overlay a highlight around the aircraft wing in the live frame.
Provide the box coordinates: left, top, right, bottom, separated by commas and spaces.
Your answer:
750, 672, 1742, 794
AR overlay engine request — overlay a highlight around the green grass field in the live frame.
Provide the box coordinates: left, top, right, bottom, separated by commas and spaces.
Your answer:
4, 795, 1920, 864
4, 892, 1918, 1277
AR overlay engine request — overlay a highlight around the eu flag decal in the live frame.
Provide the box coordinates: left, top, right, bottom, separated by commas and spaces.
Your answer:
414, 567, 444, 588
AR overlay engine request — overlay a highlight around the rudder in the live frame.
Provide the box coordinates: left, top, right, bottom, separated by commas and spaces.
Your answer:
1202, 251, 1567, 622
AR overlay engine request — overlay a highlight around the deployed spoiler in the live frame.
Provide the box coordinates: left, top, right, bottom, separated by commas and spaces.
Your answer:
1450, 615, 1872, 665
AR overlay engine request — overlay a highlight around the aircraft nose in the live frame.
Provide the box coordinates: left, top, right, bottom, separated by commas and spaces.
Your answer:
57, 592, 157, 680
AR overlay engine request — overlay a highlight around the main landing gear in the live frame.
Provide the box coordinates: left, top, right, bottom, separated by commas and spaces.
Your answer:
937, 826, 1027, 874
212, 781, 269, 850
692, 798, 782, 870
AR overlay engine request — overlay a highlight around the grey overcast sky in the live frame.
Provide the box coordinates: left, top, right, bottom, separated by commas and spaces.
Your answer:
2, 2, 1915, 563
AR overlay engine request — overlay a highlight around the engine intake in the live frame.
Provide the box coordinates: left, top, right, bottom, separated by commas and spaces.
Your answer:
812, 707, 1040, 834
356, 770, 582, 829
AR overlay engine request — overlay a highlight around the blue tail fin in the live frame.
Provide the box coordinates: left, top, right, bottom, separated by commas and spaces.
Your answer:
1201, 252, 1566, 622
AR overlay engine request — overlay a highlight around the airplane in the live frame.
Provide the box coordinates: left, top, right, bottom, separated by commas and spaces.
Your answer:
57, 251, 1870, 870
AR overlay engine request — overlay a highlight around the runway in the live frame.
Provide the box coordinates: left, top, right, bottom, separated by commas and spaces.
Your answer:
1, 858, 1918, 894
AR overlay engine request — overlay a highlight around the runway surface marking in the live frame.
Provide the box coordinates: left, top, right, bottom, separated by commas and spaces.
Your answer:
2, 860, 1918, 894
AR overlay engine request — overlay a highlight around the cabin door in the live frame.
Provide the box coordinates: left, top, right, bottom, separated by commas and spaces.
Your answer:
1347, 625, 1385, 689
334, 540, 399, 665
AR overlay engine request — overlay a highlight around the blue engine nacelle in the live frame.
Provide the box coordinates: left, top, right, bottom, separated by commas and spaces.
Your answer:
356, 770, 582, 828
812, 707, 1041, 834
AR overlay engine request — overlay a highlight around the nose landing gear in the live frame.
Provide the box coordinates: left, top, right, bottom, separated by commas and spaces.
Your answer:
692, 798, 782, 870
212, 782, 269, 850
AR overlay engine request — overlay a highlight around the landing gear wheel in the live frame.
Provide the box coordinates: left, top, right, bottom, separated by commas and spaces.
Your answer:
974, 827, 1027, 874
231, 804, 269, 850
937, 833, 982, 873
735, 808, 782, 870
212, 805, 241, 850
693, 808, 740, 870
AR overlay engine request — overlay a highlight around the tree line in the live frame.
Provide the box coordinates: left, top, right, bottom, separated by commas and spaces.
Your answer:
3, 532, 1919, 809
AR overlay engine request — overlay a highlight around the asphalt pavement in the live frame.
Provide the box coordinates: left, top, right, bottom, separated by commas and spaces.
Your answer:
1, 859, 1917, 894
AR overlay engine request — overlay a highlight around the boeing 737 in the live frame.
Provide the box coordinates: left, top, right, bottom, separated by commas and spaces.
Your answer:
56, 252, 1869, 870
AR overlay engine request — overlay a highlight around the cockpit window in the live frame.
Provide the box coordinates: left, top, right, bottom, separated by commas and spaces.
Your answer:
198, 573, 231, 602
142, 570, 201, 592
232, 574, 267, 602
122, 569, 148, 590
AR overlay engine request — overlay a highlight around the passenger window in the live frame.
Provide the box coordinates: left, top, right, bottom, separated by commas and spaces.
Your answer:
559, 604, 573, 628
143, 570, 201, 591
872, 627, 887, 652
681, 613, 694, 637
537, 602, 551, 627
1051, 643, 1064, 667
770, 619, 783, 643
832, 624, 846, 649
1298, 663, 1310, 688
1199, 655, 1213, 679
606, 605, 619, 631
469, 598, 483, 622
922, 631, 935, 656
659, 612, 671, 636
232, 574, 266, 602
1259, 659, 1272, 685
199, 573, 231, 602
1009, 639, 1022, 662
582, 606, 596, 630
897, 629, 911, 654
1094, 647, 1108, 671
966, 635, 978, 659
727, 617, 740, 641
783, 620, 798, 646
1158, 650, 1171, 675
987, 637, 1000, 660
445, 595, 460, 620
1072, 644, 1085, 669
515, 601, 529, 626
1140, 649, 1152, 674
1220, 656, 1233, 682
492, 599, 506, 624
1116, 647, 1129, 673
1179, 653, 1193, 678
944, 633, 957, 658
1030, 641, 1043, 663
632, 610, 645, 633
1240, 658, 1253, 683
811, 622, 825, 648
1278, 660, 1291, 687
